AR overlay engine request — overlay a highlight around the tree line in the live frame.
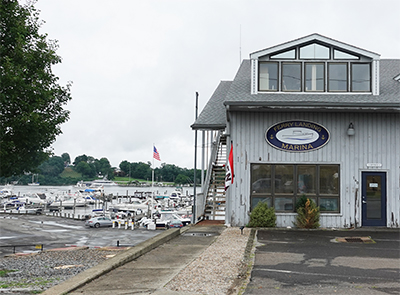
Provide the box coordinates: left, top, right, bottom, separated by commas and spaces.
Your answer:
0, 153, 202, 186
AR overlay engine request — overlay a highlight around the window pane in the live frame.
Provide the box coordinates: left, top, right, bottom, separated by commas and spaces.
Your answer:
271, 49, 295, 59
296, 197, 317, 208
275, 165, 294, 194
300, 43, 329, 59
251, 165, 271, 194
282, 63, 301, 91
334, 49, 359, 60
320, 198, 339, 212
297, 165, 316, 194
320, 166, 339, 195
352, 64, 370, 91
274, 197, 294, 211
259, 63, 278, 91
329, 63, 347, 91
251, 197, 272, 211
305, 63, 324, 91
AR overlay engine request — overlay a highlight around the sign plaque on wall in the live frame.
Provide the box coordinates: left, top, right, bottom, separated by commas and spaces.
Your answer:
266, 120, 330, 152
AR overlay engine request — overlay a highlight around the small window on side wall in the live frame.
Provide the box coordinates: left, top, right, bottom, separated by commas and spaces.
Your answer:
259, 62, 278, 91
351, 63, 371, 92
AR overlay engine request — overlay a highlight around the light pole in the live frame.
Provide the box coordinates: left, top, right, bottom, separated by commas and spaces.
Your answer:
192, 92, 199, 224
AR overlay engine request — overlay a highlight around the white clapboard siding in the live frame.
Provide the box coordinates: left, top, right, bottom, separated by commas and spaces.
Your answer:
226, 111, 400, 228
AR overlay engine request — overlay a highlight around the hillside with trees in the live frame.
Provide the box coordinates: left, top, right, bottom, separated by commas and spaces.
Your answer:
0, 153, 202, 186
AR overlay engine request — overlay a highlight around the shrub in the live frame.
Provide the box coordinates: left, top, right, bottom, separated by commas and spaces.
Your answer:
295, 198, 320, 229
248, 201, 276, 227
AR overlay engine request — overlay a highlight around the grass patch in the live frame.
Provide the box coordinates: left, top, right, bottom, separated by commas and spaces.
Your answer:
0, 269, 17, 277
60, 167, 82, 178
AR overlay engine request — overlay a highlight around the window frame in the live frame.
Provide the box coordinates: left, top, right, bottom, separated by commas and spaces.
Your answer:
328, 62, 348, 92
258, 61, 279, 92
281, 62, 302, 92
304, 62, 325, 92
257, 42, 372, 94
250, 164, 340, 213
351, 62, 371, 92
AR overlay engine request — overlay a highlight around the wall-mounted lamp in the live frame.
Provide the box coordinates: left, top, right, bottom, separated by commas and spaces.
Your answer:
347, 123, 355, 136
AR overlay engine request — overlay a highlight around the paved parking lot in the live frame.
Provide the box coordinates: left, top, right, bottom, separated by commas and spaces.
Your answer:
0, 214, 160, 256
244, 229, 400, 295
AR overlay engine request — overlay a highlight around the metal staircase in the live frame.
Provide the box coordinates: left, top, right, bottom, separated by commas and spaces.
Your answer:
203, 135, 227, 220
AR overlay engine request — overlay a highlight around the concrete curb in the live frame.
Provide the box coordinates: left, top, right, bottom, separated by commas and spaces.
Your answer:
42, 227, 186, 295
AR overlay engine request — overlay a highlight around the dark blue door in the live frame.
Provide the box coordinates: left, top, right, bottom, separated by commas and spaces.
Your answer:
361, 172, 387, 226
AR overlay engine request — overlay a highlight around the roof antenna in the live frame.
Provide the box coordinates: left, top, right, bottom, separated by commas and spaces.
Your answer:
239, 24, 242, 65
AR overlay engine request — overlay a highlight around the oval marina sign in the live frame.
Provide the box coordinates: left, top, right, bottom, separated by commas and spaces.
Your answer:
266, 120, 330, 152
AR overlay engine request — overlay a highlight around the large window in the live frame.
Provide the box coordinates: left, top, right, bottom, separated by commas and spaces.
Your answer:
351, 63, 370, 91
329, 63, 348, 91
305, 63, 324, 91
251, 164, 340, 213
257, 42, 371, 93
259, 62, 278, 91
282, 63, 301, 91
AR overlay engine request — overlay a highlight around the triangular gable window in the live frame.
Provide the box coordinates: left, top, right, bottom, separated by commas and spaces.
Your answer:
300, 43, 329, 59
270, 49, 295, 59
334, 49, 359, 60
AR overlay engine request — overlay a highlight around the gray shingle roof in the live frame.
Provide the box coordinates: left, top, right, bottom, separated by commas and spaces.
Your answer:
192, 59, 400, 130
190, 81, 231, 130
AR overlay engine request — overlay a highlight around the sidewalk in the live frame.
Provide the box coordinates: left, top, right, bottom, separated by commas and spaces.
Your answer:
43, 223, 229, 295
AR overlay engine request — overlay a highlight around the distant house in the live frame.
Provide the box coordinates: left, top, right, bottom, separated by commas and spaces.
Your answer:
192, 34, 400, 228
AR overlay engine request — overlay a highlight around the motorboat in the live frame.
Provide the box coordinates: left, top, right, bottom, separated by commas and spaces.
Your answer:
0, 185, 14, 199
109, 198, 148, 213
48, 196, 87, 209
16, 193, 49, 205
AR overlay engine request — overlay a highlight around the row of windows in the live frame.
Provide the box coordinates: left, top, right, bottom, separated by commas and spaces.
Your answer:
270, 43, 359, 60
259, 62, 371, 92
250, 164, 340, 213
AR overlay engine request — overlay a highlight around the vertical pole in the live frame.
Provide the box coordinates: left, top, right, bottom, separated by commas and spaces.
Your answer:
193, 92, 198, 224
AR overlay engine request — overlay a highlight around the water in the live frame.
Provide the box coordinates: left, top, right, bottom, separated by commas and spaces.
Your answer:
10, 185, 194, 198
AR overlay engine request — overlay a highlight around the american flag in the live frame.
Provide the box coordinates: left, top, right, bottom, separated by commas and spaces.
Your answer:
153, 146, 161, 161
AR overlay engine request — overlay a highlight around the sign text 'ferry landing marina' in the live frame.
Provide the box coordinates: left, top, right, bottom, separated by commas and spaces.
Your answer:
266, 120, 330, 152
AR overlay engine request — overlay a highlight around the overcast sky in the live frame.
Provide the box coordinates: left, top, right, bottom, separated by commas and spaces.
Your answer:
33, 0, 400, 169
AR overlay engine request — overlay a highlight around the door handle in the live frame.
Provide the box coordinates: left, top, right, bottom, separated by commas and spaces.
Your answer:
362, 200, 367, 204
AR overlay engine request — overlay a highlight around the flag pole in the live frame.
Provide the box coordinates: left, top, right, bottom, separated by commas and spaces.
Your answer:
152, 144, 154, 220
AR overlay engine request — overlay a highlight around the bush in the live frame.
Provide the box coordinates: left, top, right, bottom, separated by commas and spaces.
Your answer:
295, 197, 320, 229
248, 201, 276, 227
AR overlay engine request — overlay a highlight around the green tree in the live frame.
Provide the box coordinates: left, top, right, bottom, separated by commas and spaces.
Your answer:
38, 155, 64, 176
73, 154, 88, 166
61, 152, 70, 165
75, 161, 95, 178
0, 0, 72, 177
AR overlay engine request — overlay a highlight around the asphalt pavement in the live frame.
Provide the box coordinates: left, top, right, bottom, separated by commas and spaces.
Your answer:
243, 228, 400, 295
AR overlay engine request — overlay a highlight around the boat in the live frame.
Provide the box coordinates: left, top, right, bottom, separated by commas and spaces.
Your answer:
28, 174, 40, 186
16, 193, 49, 205
281, 130, 314, 140
48, 196, 87, 209
109, 198, 148, 213
91, 178, 118, 186
0, 185, 14, 198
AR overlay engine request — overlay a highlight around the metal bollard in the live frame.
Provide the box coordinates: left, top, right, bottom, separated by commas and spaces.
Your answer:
118, 221, 121, 229
113, 221, 115, 228
125, 221, 128, 230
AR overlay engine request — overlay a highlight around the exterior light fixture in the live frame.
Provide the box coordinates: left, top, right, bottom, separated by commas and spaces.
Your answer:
347, 123, 355, 136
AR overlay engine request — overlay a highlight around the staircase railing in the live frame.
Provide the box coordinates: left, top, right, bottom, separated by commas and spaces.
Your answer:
195, 131, 223, 222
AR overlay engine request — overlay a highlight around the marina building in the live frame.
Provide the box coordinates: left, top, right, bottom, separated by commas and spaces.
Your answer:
192, 34, 400, 228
